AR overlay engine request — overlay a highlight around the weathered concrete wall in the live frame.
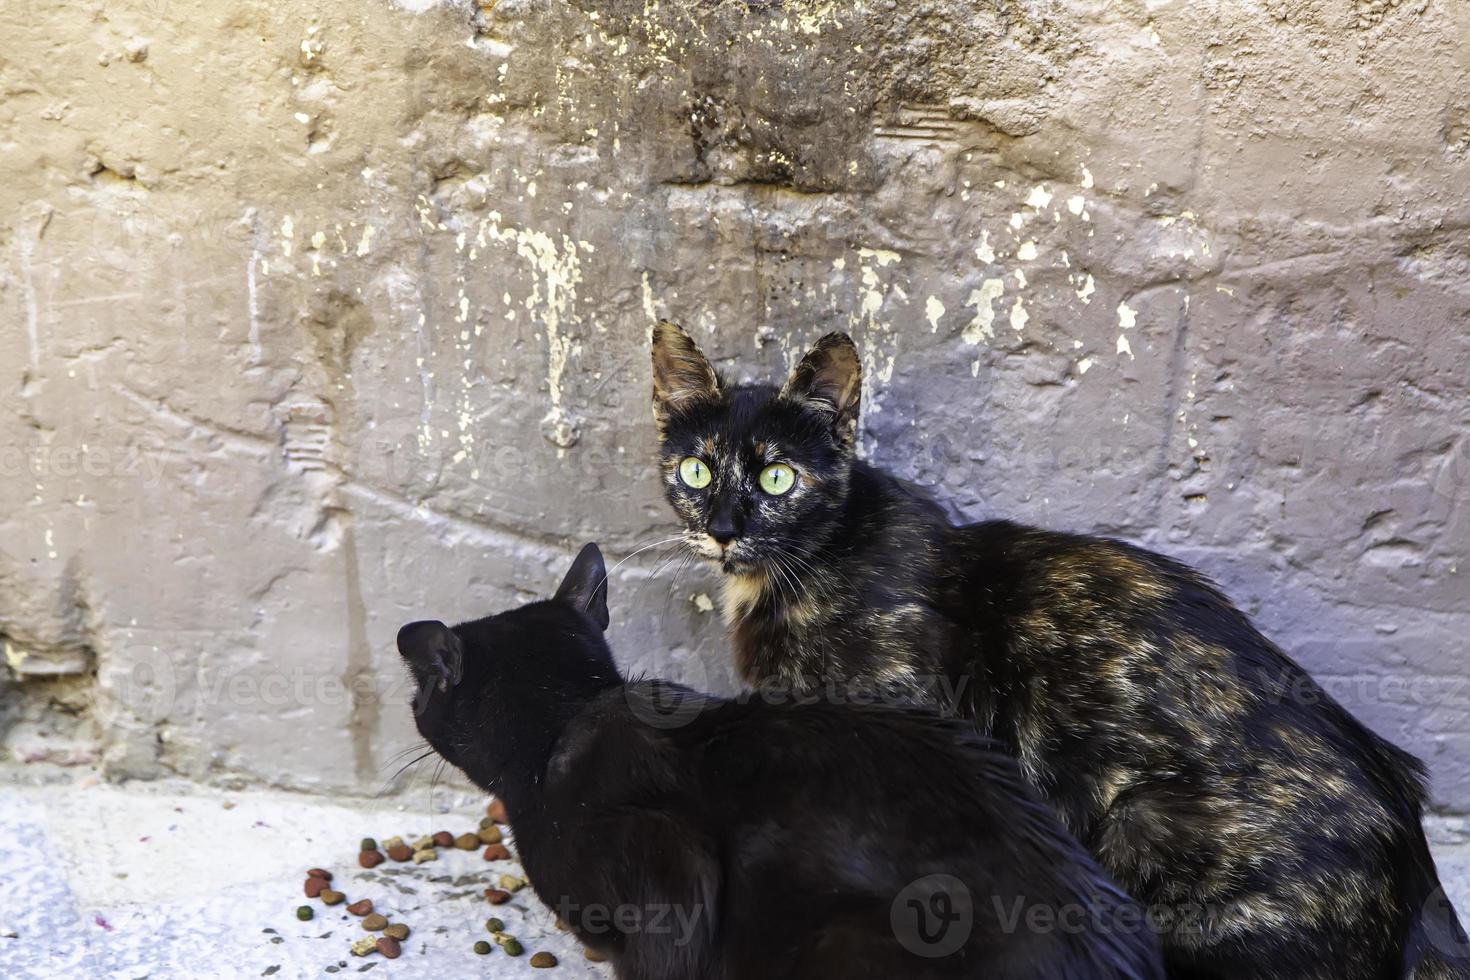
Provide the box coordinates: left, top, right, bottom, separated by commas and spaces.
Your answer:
2, 0, 1467, 805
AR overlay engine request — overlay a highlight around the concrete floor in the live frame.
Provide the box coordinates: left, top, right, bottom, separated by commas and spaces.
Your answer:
3, 769, 1469, 979
0, 769, 611, 979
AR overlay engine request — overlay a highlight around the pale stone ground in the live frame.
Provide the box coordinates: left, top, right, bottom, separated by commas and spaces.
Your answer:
2, 767, 1469, 979
0, 769, 611, 979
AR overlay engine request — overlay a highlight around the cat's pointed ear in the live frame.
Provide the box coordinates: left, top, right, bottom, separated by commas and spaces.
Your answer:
555, 542, 610, 631
651, 320, 720, 432
396, 620, 464, 693
782, 332, 862, 446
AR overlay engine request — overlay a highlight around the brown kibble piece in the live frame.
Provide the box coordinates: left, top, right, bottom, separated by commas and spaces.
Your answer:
484, 888, 511, 905
358, 849, 386, 869
346, 899, 373, 916
477, 825, 503, 846
304, 877, 327, 899
306, 868, 332, 881
383, 923, 410, 941
482, 844, 511, 861
432, 831, 455, 848
530, 951, 558, 968
320, 889, 346, 905
486, 799, 508, 824
363, 913, 388, 931
386, 844, 413, 862
584, 946, 609, 962
454, 833, 480, 851
376, 936, 401, 959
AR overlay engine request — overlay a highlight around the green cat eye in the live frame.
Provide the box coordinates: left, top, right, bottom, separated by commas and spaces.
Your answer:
678, 456, 712, 489
759, 463, 796, 496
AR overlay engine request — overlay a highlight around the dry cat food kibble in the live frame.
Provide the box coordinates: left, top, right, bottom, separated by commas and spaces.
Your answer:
306, 869, 332, 881
530, 951, 558, 968
320, 889, 345, 906
412, 849, 437, 864
350, 937, 377, 957
498, 874, 526, 893
360, 838, 377, 852
486, 799, 509, 824
482, 844, 511, 861
474, 940, 493, 955
382, 923, 410, 941
484, 917, 506, 933
358, 849, 386, 869
501, 937, 525, 957
484, 887, 511, 904
411, 835, 435, 851
584, 947, 609, 963
477, 824, 503, 846
376, 936, 402, 959
386, 844, 413, 862
303, 877, 327, 899
362, 913, 388, 931
454, 833, 480, 851
432, 831, 455, 848
346, 899, 373, 916
295, 906, 313, 922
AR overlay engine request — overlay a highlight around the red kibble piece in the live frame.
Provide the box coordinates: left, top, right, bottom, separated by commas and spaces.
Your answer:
482, 844, 511, 861
376, 936, 402, 959
358, 849, 386, 869
486, 799, 508, 824
484, 888, 511, 905
304, 877, 327, 899
432, 831, 455, 848
306, 868, 332, 881
346, 899, 373, 916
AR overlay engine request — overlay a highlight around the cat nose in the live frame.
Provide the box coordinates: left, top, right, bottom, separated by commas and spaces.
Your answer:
708, 505, 739, 545
708, 518, 738, 546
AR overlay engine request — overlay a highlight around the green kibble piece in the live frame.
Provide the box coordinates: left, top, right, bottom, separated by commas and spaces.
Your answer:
485, 917, 506, 934
296, 906, 314, 921
474, 940, 493, 955
360, 838, 377, 852
502, 938, 524, 957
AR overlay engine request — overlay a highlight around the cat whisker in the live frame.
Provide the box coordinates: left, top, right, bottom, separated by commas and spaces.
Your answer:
370, 746, 438, 804
587, 535, 685, 610
379, 741, 431, 770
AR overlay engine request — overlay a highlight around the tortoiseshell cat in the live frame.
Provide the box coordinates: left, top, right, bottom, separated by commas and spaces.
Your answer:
650, 322, 1470, 980
398, 544, 1165, 979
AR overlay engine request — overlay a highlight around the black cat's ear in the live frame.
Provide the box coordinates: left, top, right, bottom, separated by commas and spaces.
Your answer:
782, 332, 862, 446
396, 620, 464, 693
651, 320, 720, 433
554, 543, 610, 631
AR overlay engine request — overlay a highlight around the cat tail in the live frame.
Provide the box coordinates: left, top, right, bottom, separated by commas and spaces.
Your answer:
1404, 881, 1470, 979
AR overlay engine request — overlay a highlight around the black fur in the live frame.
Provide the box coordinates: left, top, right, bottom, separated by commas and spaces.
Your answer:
398, 544, 1166, 980
650, 323, 1470, 980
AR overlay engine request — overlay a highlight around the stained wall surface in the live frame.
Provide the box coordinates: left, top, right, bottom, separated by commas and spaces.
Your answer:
1, 0, 1468, 806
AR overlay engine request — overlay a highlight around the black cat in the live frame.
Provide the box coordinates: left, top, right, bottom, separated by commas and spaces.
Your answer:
397, 543, 1165, 980
649, 321, 1470, 980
